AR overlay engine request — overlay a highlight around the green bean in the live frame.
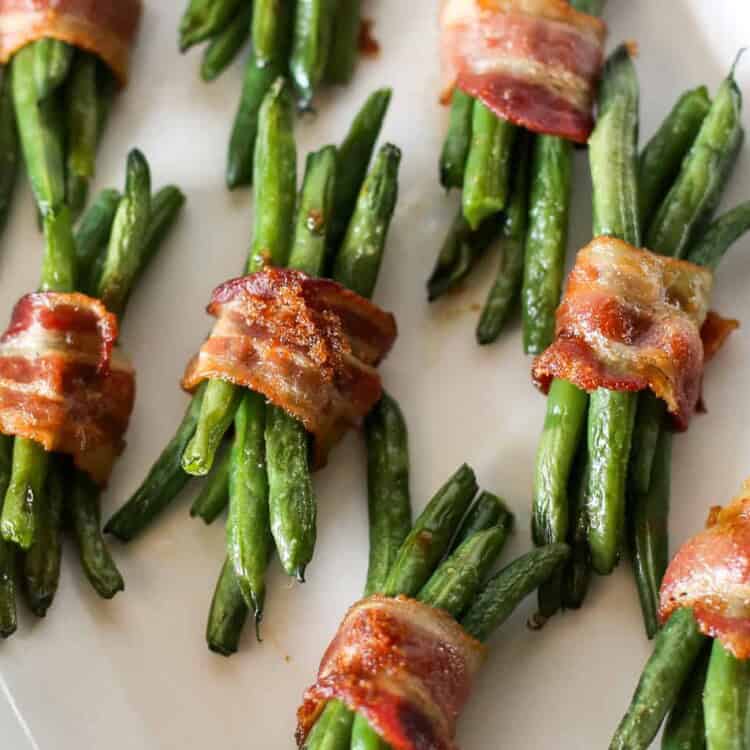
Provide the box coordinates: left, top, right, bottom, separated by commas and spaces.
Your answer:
687, 200, 750, 271
66, 52, 98, 220
631, 428, 671, 639
462, 543, 571, 642
75, 188, 121, 294
0, 67, 19, 235
382, 464, 477, 597
333, 143, 401, 298
325, 0, 361, 85
0, 435, 15, 636
97, 149, 151, 315
34, 38, 73, 100
12, 42, 66, 216
289, 0, 337, 109
704, 639, 750, 750
190, 443, 231, 524
628, 392, 666, 499
350, 715, 386, 750
570, 0, 606, 13
662, 646, 709, 750
305, 699, 355, 750
477, 132, 531, 344
22, 458, 64, 615
228, 391, 272, 616
427, 210, 502, 301
70, 472, 124, 598
179, 0, 242, 51
95, 62, 117, 141
225, 0, 292, 189
646, 68, 743, 259
289, 146, 338, 277
206, 557, 249, 656
104, 383, 207, 541
610, 608, 707, 750
452, 491, 513, 552
265, 405, 314, 581
639, 87, 711, 229
305, 703, 335, 748
139, 185, 186, 277
328, 88, 392, 256
462, 100, 517, 230
521, 134, 572, 354
363, 393, 411, 596
201, 3, 252, 82
561, 446, 591, 610
586, 388, 637, 574
419, 526, 510, 620
439, 88, 473, 190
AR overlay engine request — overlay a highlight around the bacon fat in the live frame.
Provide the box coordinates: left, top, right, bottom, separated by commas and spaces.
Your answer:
0, 0, 142, 84
531, 236, 732, 430
440, 0, 607, 142
296, 595, 486, 750
660, 481, 750, 659
182, 269, 397, 466
0, 292, 135, 484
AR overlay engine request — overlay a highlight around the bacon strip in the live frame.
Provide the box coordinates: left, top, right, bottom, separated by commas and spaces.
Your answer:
440, 0, 607, 142
296, 595, 486, 750
182, 269, 397, 465
660, 481, 750, 659
0, 292, 135, 484
0, 0, 143, 84
532, 236, 725, 429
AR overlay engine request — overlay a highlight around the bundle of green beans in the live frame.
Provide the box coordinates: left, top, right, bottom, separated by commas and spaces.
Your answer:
530, 50, 750, 629
105, 83, 400, 652
178, 0, 367, 191
428, 0, 603, 349
303, 459, 570, 749
0, 150, 185, 635
9, 38, 120, 226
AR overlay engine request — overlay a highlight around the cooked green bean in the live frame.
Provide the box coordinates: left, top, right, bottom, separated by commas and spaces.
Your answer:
66, 52, 99, 220
0, 67, 19, 235
201, 3, 252, 82
440, 89, 473, 190
452, 491, 513, 552
662, 646, 709, 750
225, 0, 292, 189
332, 143, 401, 298
427, 209, 502, 301
34, 38, 73, 100
22, 458, 64, 615
561, 447, 591, 610
631, 428, 671, 639
75, 188, 121, 294
639, 86, 711, 229
687, 200, 750, 271
328, 88, 392, 256
610, 608, 707, 750
325, 0, 361, 85
462, 100, 517, 230
104, 383, 207, 541
363, 393, 411, 596
289, 0, 336, 109
521, 134, 572, 354
382, 464, 477, 597
228, 392, 272, 617
70, 472, 124, 598
703, 639, 750, 750
477, 132, 531, 344
139, 185, 186, 277
462, 543, 571, 642
179, 0, 242, 51
190, 443, 231, 524
0, 435, 15, 636
206, 557, 249, 656
646, 68, 743, 259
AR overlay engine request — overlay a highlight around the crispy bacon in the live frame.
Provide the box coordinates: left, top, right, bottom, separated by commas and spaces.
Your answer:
296, 595, 485, 750
440, 0, 607, 142
0, 0, 143, 84
182, 269, 397, 465
531, 236, 728, 429
660, 481, 750, 659
0, 292, 135, 484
